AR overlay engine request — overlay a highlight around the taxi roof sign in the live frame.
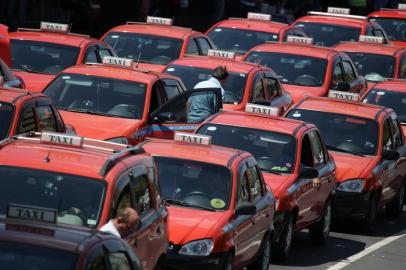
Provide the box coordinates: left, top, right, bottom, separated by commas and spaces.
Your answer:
359, 35, 384, 44
146, 16, 173, 25
40, 22, 70, 33
245, 103, 280, 116
286, 35, 313, 45
328, 90, 360, 101
41, 132, 83, 147
247, 12, 271, 21
327, 7, 350, 15
174, 132, 211, 145
102, 56, 134, 68
399, 3, 406, 10
208, 49, 236, 59
7, 204, 57, 224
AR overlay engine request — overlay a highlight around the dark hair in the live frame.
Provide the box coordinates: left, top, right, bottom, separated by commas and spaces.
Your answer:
212, 66, 229, 80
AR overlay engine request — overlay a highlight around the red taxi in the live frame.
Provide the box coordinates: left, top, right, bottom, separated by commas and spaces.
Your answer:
368, 4, 406, 47
43, 56, 225, 144
141, 132, 275, 269
334, 36, 406, 83
206, 12, 307, 55
101, 16, 214, 72
292, 7, 390, 47
0, 204, 141, 269
0, 132, 168, 270
195, 104, 336, 259
285, 97, 406, 231
362, 79, 406, 135
243, 36, 367, 103
0, 87, 70, 141
164, 49, 292, 113
9, 22, 115, 92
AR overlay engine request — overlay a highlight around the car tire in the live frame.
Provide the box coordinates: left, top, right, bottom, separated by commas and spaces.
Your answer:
386, 183, 405, 218
272, 214, 293, 260
362, 193, 378, 233
248, 233, 271, 270
222, 253, 233, 270
309, 201, 332, 244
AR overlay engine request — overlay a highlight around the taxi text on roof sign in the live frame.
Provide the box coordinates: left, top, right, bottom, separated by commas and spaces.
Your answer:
174, 132, 211, 145
7, 204, 57, 224
286, 35, 313, 45
40, 22, 70, 33
146, 16, 173, 25
102, 56, 134, 68
247, 12, 271, 21
328, 90, 360, 101
208, 49, 236, 59
41, 132, 83, 147
245, 103, 280, 116
399, 3, 406, 10
327, 7, 350, 15
359, 35, 384, 44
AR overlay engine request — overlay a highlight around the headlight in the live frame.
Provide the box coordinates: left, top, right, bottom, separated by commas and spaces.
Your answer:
178, 239, 213, 256
337, 179, 365, 193
106, 137, 129, 145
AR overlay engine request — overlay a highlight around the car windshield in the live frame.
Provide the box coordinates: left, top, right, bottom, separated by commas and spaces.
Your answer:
0, 242, 78, 270
287, 109, 378, 156
369, 17, 406, 41
345, 52, 395, 81
153, 156, 232, 211
294, 22, 361, 47
165, 65, 247, 104
44, 73, 147, 119
0, 166, 106, 228
11, 39, 79, 75
208, 27, 279, 54
245, 52, 327, 86
0, 102, 14, 140
198, 124, 296, 174
104, 32, 183, 65
363, 88, 406, 122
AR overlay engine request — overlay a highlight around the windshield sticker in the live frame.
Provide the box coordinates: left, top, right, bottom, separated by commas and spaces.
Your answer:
166, 67, 175, 72
207, 126, 217, 131
62, 76, 71, 80
111, 35, 119, 39
273, 35, 278, 39
271, 166, 289, 172
240, 73, 246, 77
214, 28, 222, 32
210, 198, 225, 209
292, 112, 301, 118
377, 91, 385, 95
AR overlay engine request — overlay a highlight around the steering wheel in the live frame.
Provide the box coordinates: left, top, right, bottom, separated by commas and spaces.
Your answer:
183, 191, 211, 208
294, 75, 319, 86
337, 140, 365, 153
150, 55, 173, 65
224, 91, 241, 103
256, 156, 277, 171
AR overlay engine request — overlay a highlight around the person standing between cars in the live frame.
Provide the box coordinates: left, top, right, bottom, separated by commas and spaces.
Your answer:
186, 66, 228, 123
100, 207, 140, 238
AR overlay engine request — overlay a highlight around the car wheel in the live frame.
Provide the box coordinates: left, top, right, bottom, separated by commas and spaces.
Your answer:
222, 253, 233, 270
248, 233, 271, 270
309, 201, 331, 244
362, 193, 378, 233
272, 214, 293, 260
386, 183, 405, 218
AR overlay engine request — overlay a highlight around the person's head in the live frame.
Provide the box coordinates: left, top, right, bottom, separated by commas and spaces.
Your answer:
212, 66, 229, 86
114, 207, 141, 238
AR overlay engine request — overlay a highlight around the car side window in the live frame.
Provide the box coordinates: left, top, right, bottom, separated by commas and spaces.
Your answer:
35, 105, 58, 132
149, 82, 165, 114
84, 45, 98, 63
131, 175, 152, 216
108, 252, 132, 270
390, 114, 403, 149
162, 79, 182, 100
247, 165, 263, 202
115, 186, 132, 216
98, 45, 114, 59
18, 106, 37, 133
301, 133, 314, 167
373, 28, 385, 38
400, 55, 406, 79
238, 169, 250, 203
186, 39, 199, 55
383, 118, 393, 150
197, 37, 211, 55
263, 77, 280, 99
342, 61, 356, 82
332, 62, 343, 85
251, 73, 265, 102
86, 246, 108, 270
309, 131, 326, 166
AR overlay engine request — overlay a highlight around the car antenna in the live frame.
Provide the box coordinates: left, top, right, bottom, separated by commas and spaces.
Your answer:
135, 51, 142, 68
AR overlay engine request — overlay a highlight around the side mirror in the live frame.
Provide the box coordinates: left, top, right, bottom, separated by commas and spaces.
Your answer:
331, 81, 350, 91
235, 202, 257, 216
381, 149, 400, 161
154, 112, 174, 123
299, 166, 319, 179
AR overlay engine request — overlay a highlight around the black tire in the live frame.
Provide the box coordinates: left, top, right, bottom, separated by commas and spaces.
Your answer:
386, 183, 405, 217
362, 193, 378, 233
222, 253, 233, 270
272, 214, 293, 260
248, 233, 272, 270
309, 201, 332, 244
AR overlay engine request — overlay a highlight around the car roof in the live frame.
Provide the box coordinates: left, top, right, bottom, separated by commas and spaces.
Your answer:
168, 56, 262, 73
105, 23, 201, 40
369, 9, 406, 19
206, 110, 311, 135
334, 42, 405, 56
292, 96, 385, 120
370, 79, 406, 93
141, 138, 245, 168
247, 42, 336, 59
211, 18, 289, 33
9, 31, 99, 47
0, 87, 45, 104
295, 15, 367, 28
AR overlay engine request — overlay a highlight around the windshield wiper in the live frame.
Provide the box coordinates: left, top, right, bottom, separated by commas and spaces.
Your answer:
326, 145, 365, 157
164, 199, 215, 212
63, 108, 121, 117
13, 67, 50, 75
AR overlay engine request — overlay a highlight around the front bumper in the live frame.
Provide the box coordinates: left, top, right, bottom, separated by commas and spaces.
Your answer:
333, 190, 372, 219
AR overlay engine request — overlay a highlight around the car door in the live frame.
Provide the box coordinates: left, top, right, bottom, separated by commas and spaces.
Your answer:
104, 240, 142, 270
34, 98, 65, 133
0, 24, 11, 66
263, 71, 292, 114
340, 55, 366, 94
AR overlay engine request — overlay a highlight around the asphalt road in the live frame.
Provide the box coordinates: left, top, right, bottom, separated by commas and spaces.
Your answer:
269, 206, 406, 270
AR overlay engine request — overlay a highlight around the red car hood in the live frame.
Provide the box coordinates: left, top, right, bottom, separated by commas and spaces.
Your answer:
167, 206, 229, 245
14, 71, 54, 92
60, 111, 140, 140
262, 173, 292, 195
330, 152, 375, 182
283, 84, 327, 103
137, 63, 166, 72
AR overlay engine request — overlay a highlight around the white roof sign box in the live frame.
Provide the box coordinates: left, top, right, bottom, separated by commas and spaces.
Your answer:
328, 90, 360, 101
174, 132, 211, 145
245, 103, 280, 116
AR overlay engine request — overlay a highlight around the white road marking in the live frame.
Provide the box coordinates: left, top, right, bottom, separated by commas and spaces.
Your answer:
326, 229, 406, 270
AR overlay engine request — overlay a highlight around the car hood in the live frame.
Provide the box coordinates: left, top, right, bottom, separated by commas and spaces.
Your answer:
167, 206, 229, 245
330, 152, 375, 182
262, 173, 292, 195
60, 110, 140, 140
137, 63, 166, 72
14, 71, 54, 92
282, 84, 327, 103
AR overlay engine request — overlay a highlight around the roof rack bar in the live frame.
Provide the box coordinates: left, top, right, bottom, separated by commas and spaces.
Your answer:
307, 11, 366, 20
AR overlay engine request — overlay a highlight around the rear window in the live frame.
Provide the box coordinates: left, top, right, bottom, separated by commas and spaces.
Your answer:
0, 102, 14, 140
